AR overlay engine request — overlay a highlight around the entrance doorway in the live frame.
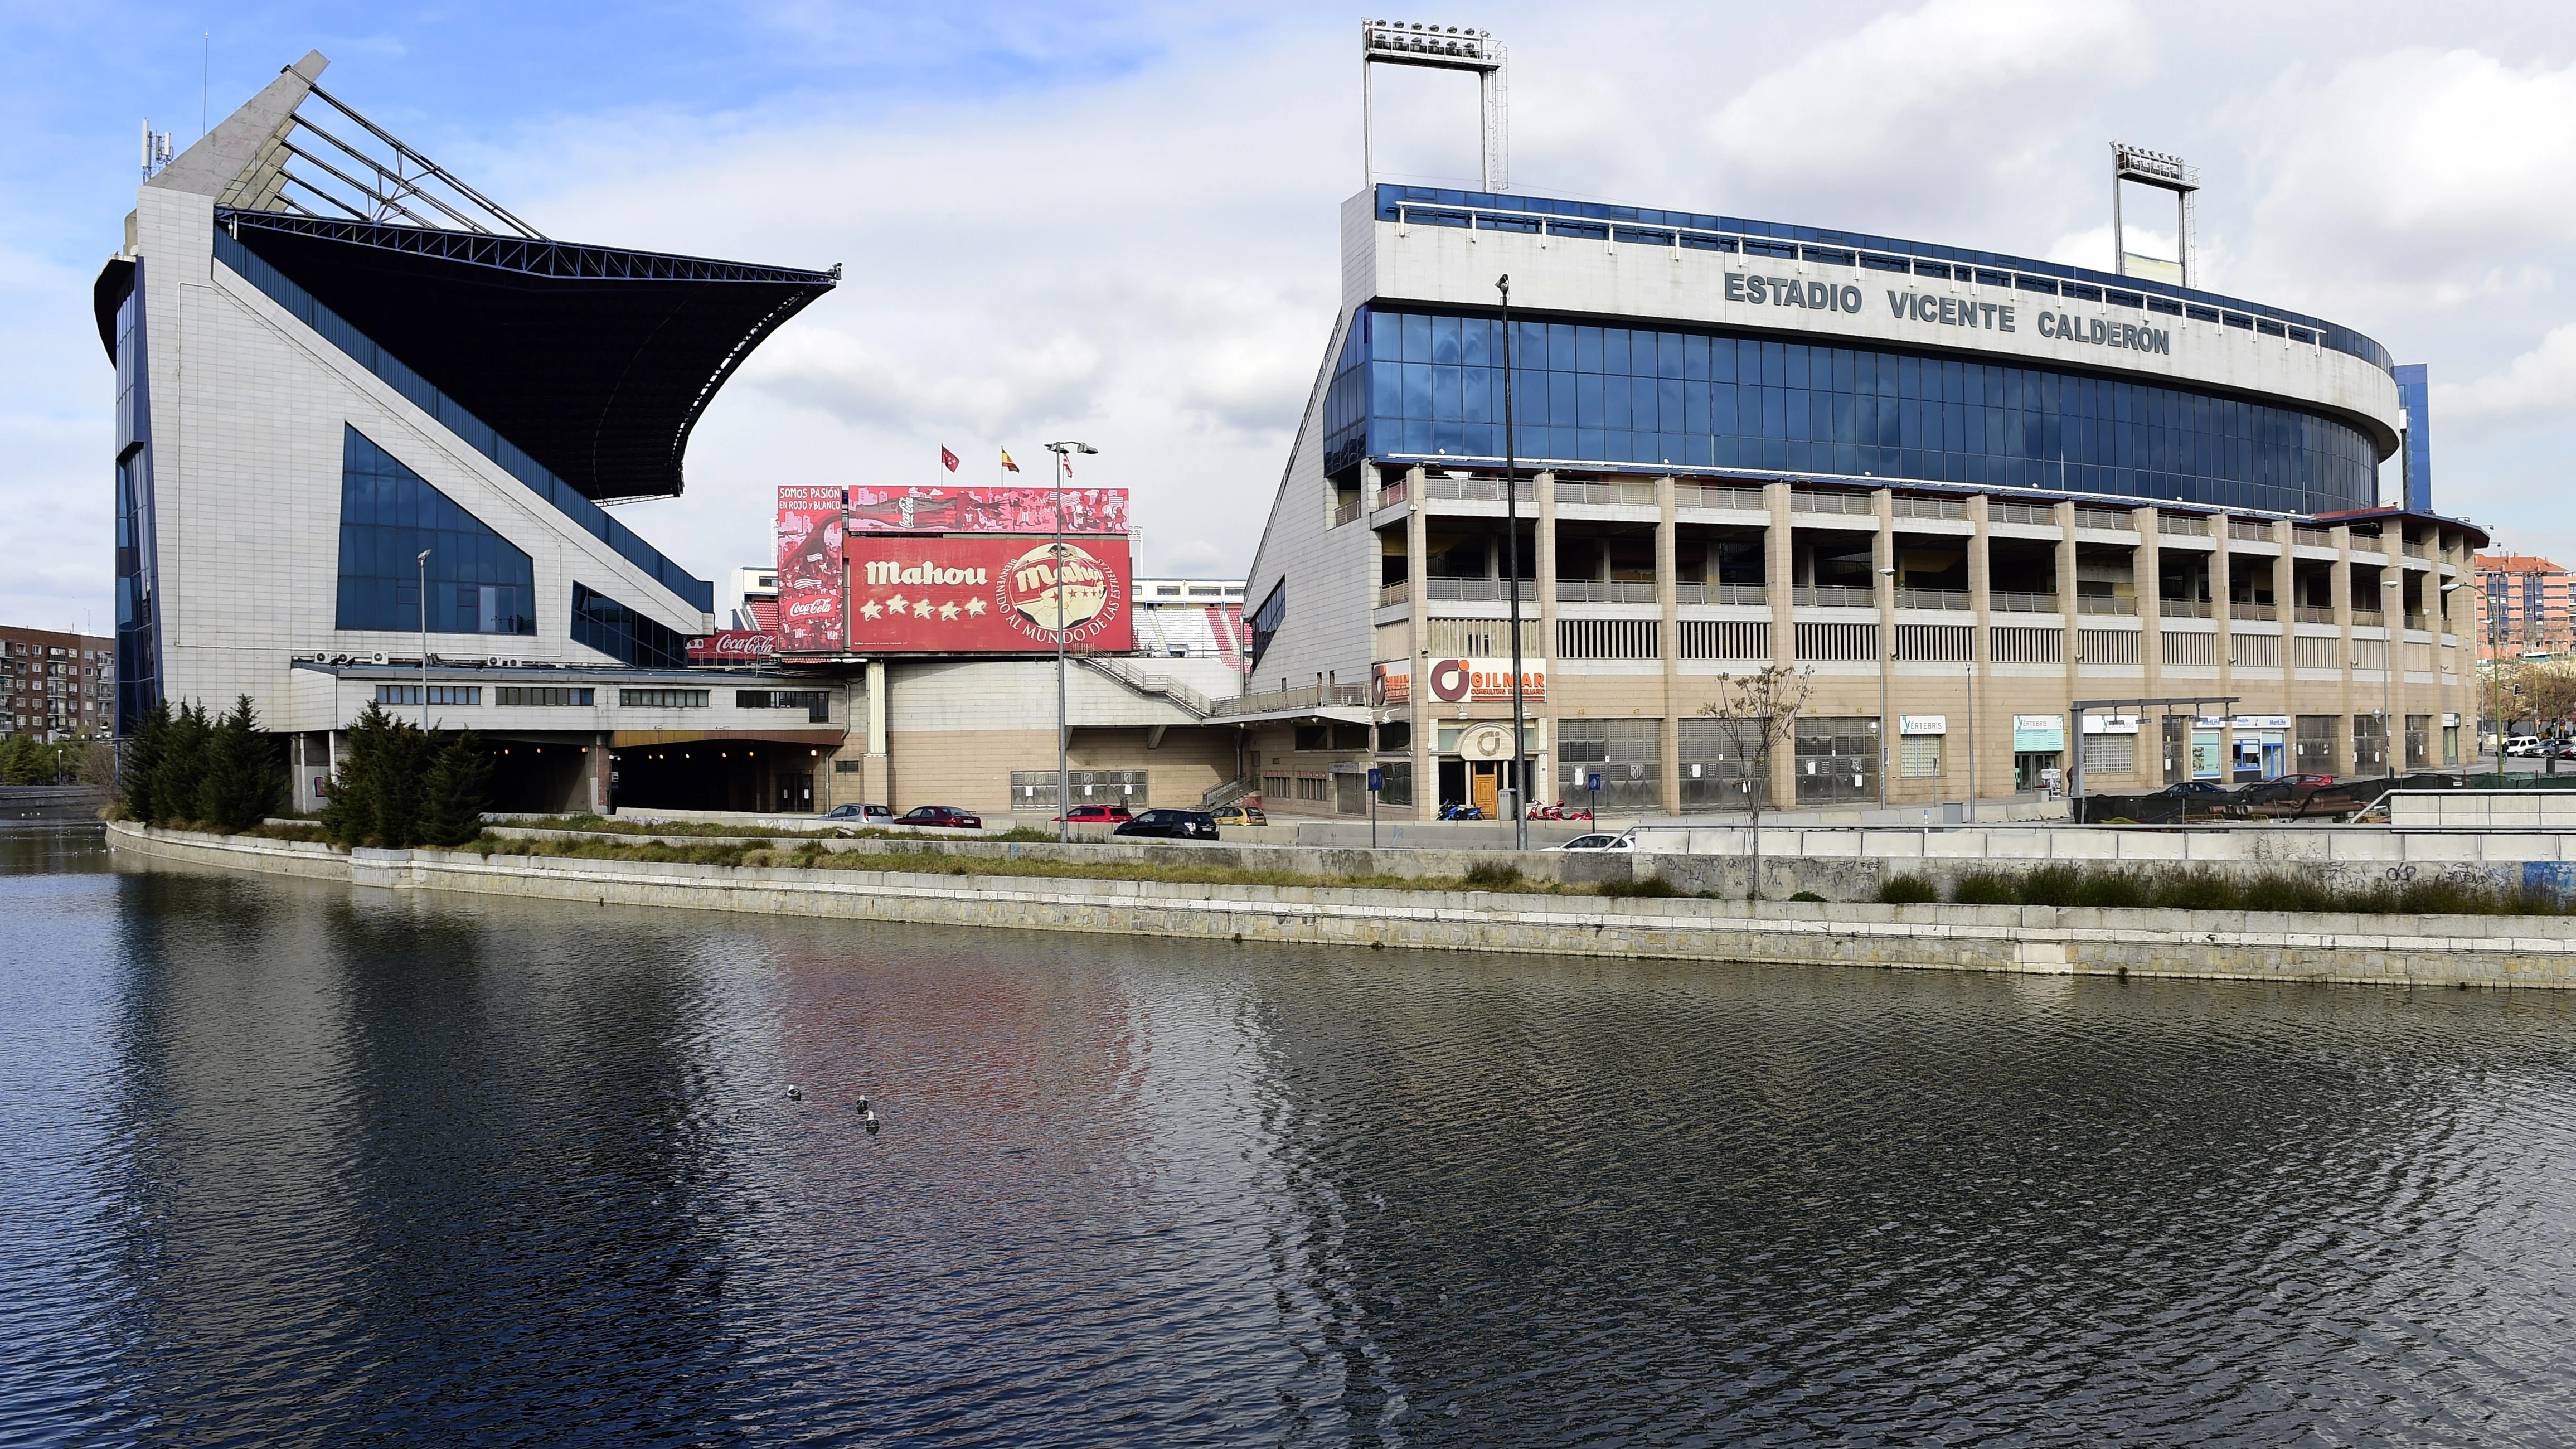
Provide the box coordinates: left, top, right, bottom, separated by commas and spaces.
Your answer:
2013, 750, 2061, 792
1439, 757, 1520, 818
776, 772, 813, 813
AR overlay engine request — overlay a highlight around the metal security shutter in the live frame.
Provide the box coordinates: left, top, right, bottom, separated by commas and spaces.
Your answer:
1677, 716, 1770, 810
1561, 718, 1662, 811
1794, 717, 1879, 804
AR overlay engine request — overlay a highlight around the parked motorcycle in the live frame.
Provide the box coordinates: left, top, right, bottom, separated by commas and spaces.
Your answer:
1439, 801, 1485, 821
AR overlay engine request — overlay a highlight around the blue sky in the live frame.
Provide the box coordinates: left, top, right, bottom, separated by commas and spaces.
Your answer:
9, 0, 2576, 634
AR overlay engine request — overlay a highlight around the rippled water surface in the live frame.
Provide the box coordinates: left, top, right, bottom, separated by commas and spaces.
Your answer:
9, 828, 2576, 1445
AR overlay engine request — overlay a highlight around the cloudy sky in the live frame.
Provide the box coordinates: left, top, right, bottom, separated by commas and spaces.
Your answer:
7, 0, 2576, 632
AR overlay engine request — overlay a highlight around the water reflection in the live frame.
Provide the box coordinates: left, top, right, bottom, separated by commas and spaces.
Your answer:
1, 836, 2572, 1445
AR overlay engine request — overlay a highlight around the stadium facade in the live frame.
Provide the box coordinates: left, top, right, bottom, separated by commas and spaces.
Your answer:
1240, 183, 2488, 818
101, 51, 857, 813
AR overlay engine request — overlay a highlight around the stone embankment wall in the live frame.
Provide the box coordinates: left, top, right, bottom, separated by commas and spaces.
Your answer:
108, 822, 2576, 990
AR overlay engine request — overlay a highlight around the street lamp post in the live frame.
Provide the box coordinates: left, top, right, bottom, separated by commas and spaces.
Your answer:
1044, 442, 1098, 844
416, 549, 431, 729
1498, 274, 1528, 850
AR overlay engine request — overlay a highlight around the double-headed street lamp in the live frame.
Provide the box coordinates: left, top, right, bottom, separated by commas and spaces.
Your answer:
1044, 441, 1098, 843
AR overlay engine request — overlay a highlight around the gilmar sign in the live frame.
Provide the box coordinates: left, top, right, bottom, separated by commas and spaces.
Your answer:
1424, 657, 1544, 704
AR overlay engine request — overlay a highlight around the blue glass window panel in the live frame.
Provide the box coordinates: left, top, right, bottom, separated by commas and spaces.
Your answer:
335, 425, 537, 636
1431, 314, 1459, 365
1401, 313, 1431, 365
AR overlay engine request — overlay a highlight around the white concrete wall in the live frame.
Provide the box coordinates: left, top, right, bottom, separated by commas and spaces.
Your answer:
131, 186, 714, 727
1239, 301, 1382, 696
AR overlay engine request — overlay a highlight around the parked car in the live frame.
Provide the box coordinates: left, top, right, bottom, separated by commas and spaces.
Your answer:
1051, 805, 1133, 823
2151, 779, 2235, 798
1114, 808, 1220, 840
1543, 832, 1636, 852
2505, 736, 2545, 757
819, 802, 892, 823
896, 805, 982, 829
1209, 804, 1268, 827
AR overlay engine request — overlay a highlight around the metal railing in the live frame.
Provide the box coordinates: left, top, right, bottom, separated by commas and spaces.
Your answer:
1990, 590, 2062, 613
1676, 483, 1767, 511
2074, 507, 2133, 531
1377, 477, 1409, 509
1555, 579, 1661, 604
1330, 497, 1364, 527
1421, 474, 1535, 503
1377, 581, 1409, 608
2230, 601, 2279, 622
1892, 496, 1967, 520
2160, 598, 2213, 618
1995, 502, 2057, 526
1674, 582, 1769, 606
2294, 526, 2332, 547
2346, 533, 2385, 556
1897, 587, 1972, 611
2352, 608, 2386, 627
2077, 595, 2137, 616
1424, 578, 1536, 602
1555, 479, 1657, 508
1078, 657, 1214, 718
1794, 585, 1875, 608
2159, 515, 2210, 536
1792, 490, 1874, 516
1210, 682, 1371, 718
1201, 777, 1254, 809
2296, 605, 2337, 625
2228, 520, 2274, 541
2402, 539, 2429, 559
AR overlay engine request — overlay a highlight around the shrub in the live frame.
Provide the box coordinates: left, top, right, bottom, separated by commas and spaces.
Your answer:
1876, 874, 1940, 905
1951, 870, 2019, 906
1599, 876, 1677, 898
1463, 861, 1524, 889
2015, 864, 2089, 907
1788, 890, 1827, 902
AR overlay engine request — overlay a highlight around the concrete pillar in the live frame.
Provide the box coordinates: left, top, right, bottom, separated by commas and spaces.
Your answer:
1966, 493, 1992, 812
1872, 488, 1896, 803
588, 733, 613, 814
1764, 481, 1797, 811
1656, 474, 1680, 816
1407, 467, 1432, 819
2211, 517, 2234, 778
865, 658, 891, 806
2137, 506, 2165, 784
2332, 525, 2355, 774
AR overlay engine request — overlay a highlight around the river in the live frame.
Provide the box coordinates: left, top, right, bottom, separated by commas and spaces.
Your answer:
7, 825, 2576, 1445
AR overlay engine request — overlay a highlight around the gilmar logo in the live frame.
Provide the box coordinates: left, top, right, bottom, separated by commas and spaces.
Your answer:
864, 560, 992, 587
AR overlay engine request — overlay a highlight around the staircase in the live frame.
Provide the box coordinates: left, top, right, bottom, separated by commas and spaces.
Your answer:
1076, 656, 1215, 719
1201, 776, 1254, 810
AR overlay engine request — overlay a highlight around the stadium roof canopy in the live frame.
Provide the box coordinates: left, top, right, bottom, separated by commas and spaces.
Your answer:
100, 51, 836, 502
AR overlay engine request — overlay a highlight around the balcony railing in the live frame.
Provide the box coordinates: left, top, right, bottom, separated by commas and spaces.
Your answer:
1995, 502, 2056, 526
2293, 526, 2332, 547
1377, 581, 1409, 608
1421, 475, 1535, 503
2159, 515, 2210, 536
1330, 497, 1364, 527
1891, 495, 1967, 521
1555, 579, 1661, 604
2402, 539, 2429, 558
2296, 605, 2337, 625
1675, 582, 1768, 606
2346, 532, 2384, 556
2160, 598, 2213, 618
2228, 520, 2274, 541
2074, 507, 2133, 531
2077, 595, 2138, 616
2230, 601, 2279, 622
1377, 477, 1410, 510
1424, 578, 1536, 602
1210, 682, 1371, 718
1676, 483, 1767, 512
1896, 587, 1972, 611
1794, 585, 1876, 608
2352, 608, 2385, 627
1555, 479, 1658, 508
1990, 590, 2061, 614
1791, 490, 1874, 516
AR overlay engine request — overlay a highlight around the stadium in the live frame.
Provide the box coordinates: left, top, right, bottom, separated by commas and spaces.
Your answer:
1239, 26, 2486, 820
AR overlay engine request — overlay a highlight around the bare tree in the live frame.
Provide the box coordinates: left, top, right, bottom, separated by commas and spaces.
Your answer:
2514, 661, 2576, 774
1696, 663, 1812, 899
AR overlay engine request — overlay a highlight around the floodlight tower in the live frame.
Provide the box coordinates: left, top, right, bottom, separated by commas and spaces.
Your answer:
2110, 142, 2199, 288
1361, 20, 1507, 192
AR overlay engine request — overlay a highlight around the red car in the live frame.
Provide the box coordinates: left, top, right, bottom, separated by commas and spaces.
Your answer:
1052, 805, 1133, 823
896, 805, 982, 829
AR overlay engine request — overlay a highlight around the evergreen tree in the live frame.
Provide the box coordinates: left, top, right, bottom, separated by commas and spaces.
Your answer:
120, 701, 170, 820
0, 733, 37, 786
418, 731, 492, 847
197, 694, 285, 833
321, 704, 433, 847
149, 701, 212, 826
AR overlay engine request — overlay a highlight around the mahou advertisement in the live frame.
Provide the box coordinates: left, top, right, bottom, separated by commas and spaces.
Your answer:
775, 485, 846, 652
844, 487, 1129, 535
845, 535, 1132, 653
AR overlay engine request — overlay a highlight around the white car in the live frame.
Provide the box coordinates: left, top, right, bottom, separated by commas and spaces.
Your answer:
2505, 736, 2545, 758
1544, 832, 1636, 852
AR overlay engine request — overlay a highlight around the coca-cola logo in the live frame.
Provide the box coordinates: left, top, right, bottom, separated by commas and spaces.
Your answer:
785, 595, 838, 619
687, 631, 778, 660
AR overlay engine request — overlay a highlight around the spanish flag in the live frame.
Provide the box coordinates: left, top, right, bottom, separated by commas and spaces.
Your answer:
1000, 449, 1021, 473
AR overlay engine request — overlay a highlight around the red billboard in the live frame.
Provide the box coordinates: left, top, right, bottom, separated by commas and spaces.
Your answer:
843, 486, 1128, 535
775, 486, 846, 652
845, 535, 1132, 653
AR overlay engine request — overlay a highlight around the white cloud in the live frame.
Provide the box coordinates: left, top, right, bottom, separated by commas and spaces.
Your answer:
2436, 321, 2576, 431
